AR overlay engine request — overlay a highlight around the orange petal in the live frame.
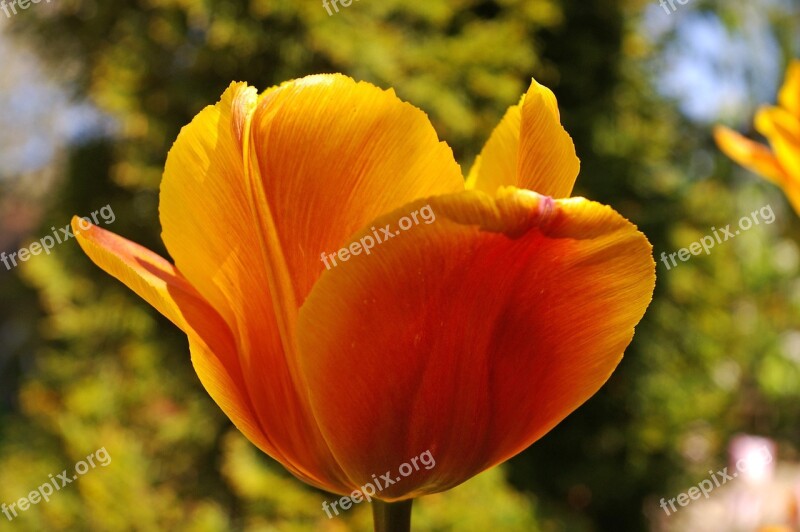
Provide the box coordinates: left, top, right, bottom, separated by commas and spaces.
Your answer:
467, 79, 580, 198
71, 220, 275, 464
186, 336, 342, 491
72, 217, 211, 334
778, 60, 800, 118
158, 82, 354, 493
296, 189, 655, 500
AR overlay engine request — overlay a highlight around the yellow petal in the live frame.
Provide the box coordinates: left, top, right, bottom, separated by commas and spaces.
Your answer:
778, 60, 800, 118
714, 124, 800, 215
467, 79, 580, 198
465, 98, 522, 194
247, 74, 465, 307
296, 189, 654, 499
755, 106, 800, 178
714, 125, 790, 184
160, 81, 259, 333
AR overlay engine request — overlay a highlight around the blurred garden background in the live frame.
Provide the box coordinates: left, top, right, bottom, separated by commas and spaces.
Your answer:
1, 0, 800, 530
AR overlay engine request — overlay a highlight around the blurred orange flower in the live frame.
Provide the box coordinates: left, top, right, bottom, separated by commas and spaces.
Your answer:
73, 74, 655, 501
715, 60, 800, 214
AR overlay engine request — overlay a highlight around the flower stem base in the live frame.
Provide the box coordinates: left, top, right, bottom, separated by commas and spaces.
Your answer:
372, 499, 413, 532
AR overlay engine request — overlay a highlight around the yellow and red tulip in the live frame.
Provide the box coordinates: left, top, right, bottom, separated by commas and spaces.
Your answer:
73, 74, 655, 524
715, 60, 800, 214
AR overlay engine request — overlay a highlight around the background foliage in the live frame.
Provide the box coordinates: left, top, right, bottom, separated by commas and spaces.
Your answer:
1, 0, 799, 530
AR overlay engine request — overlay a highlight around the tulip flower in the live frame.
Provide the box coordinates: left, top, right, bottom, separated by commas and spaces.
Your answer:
73, 74, 655, 530
715, 60, 800, 215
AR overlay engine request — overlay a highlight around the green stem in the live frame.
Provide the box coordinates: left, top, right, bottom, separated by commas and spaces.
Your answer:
372, 499, 413, 532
